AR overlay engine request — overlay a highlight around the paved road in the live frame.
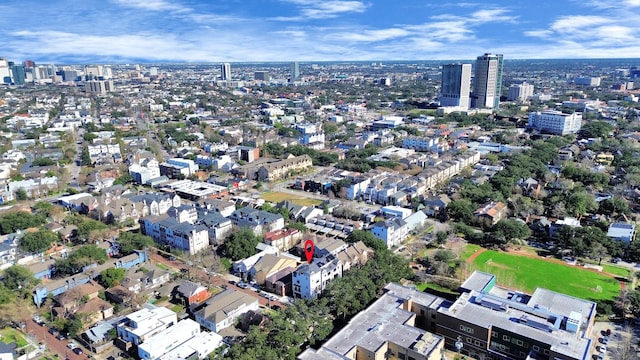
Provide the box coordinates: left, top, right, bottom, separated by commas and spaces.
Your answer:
24, 319, 86, 360
148, 252, 284, 309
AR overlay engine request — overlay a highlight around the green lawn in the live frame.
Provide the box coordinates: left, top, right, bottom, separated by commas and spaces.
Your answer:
459, 244, 482, 261
469, 250, 620, 301
601, 264, 631, 278
416, 282, 458, 296
0, 328, 28, 348
260, 191, 323, 207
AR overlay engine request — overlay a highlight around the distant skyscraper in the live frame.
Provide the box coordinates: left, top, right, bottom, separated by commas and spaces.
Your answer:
23, 60, 35, 68
221, 63, 231, 81
9, 63, 26, 85
472, 53, 504, 109
439, 63, 472, 109
254, 71, 270, 81
290, 61, 300, 81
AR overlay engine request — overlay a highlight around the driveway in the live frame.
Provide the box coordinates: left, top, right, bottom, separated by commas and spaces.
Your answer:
24, 319, 86, 360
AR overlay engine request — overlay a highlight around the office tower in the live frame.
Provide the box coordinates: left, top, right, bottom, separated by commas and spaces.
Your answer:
9, 63, 26, 85
290, 61, 300, 81
254, 71, 270, 81
528, 110, 582, 135
84, 65, 103, 80
439, 63, 472, 109
221, 63, 231, 81
86, 80, 115, 94
472, 53, 504, 109
507, 81, 535, 102
0, 59, 10, 84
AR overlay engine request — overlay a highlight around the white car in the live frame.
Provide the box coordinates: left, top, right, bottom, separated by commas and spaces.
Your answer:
598, 346, 607, 353
67, 342, 77, 349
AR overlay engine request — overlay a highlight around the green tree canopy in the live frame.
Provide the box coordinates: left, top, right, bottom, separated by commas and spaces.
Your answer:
222, 228, 261, 261
1, 265, 38, 297
99, 268, 126, 288
19, 229, 58, 253
117, 232, 154, 255
491, 219, 532, 243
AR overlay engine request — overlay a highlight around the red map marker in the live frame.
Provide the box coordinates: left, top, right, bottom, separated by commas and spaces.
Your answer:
304, 239, 314, 264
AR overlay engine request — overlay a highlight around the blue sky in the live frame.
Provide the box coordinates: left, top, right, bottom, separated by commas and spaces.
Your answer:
1, 0, 639, 63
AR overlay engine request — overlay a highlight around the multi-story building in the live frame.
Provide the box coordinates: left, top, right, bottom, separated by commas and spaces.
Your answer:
228, 207, 285, 235
254, 71, 270, 81
137, 319, 200, 360
507, 81, 535, 102
292, 254, 342, 299
436, 271, 596, 360
371, 217, 408, 249
291, 61, 300, 81
528, 110, 582, 135
440, 63, 472, 109
472, 53, 504, 109
574, 77, 601, 87
296, 123, 325, 149
116, 306, 177, 346
237, 146, 260, 163
85, 80, 114, 94
125, 193, 181, 217
402, 136, 439, 152
256, 155, 313, 182
221, 63, 231, 81
140, 215, 209, 255
299, 283, 445, 360
129, 159, 161, 185
193, 289, 260, 333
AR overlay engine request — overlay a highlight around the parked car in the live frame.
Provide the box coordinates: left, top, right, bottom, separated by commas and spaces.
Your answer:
72, 347, 83, 355
56, 333, 66, 341
48, 328, 58, 335
67, 342, 77, 349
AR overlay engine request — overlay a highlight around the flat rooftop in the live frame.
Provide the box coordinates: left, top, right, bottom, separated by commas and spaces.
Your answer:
299, 283, 443, 359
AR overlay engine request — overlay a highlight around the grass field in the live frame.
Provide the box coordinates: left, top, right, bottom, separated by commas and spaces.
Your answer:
469, 250, 621, 301
260, 191, 323, 207
601, 264, 632, 278
416, 282, 458, 296
0, 328, 28, 348
460, 244, 482, 261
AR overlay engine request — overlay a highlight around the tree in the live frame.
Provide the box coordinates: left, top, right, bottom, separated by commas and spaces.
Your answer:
15, 188, 28, 201
117, 232, 154, 255
32, 201, 54, 216
565, 191, 597, 218
435, 231, 448, 245
2, 265, 38, 297
346, 229, 387, 251
222, 228, 261, 261
81, 146, 92, 166
99, 268, 126, 288
579, 121, 614, 139
447, 199, 475, 223
113, 173, 132, 186
19, 229, 58, 253
0, 211, 47, 234
598, 196, 629, 216
491, 219, 532, 243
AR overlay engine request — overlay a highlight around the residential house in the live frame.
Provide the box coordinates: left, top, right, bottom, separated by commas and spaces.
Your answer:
336, 241, 372, 272
607, 223, 636, 244
263, 228, 303, 252
116, 305, 177, 346
423, 194, 451, 217
196, 199, 236, 217
76, 297, 114, 326
249, 253, 298, 285
193, 289, 260, 333
372, 218, 409, 249
473, 201, 508, 227
125, 193, 181, 217
173, 280, 211, 306
549, 217, 581, 239
232, 245, 280, 276
228, 207, 285, 235
197, 211, 233, 245
292, 254, 342, 299
105, 285, 134, 306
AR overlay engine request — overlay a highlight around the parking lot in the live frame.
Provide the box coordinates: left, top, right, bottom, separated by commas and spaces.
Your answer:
591, 321, 639, 359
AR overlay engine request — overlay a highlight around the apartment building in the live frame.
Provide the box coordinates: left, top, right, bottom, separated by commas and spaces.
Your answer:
292, 254, 342, 299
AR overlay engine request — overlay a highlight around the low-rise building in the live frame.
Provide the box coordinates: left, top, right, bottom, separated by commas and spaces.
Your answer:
137, 319, 200, 360
193, 289, 260, 333
607, 222, 635, 244
371, 218, 408, 249
140, 215, 209, 255
473, 201, 507, 227
116, 306, 177, 346
299, 283, 445, 360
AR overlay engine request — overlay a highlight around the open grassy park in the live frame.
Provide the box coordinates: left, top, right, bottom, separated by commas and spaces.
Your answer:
260, 191, 323, 207
465, 249, 623, 301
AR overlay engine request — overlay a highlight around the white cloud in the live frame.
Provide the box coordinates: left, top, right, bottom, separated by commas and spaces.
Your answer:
278, 0, 367, 20
111, 0, 189, 12
550, 15, 611, 32
335, 28, 410, 42
470, 9, 518, 23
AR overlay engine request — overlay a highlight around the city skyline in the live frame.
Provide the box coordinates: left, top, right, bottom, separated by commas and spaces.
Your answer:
1, 0, 640, 63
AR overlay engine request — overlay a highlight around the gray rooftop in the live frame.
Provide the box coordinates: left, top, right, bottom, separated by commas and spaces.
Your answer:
299, 283, 443, 359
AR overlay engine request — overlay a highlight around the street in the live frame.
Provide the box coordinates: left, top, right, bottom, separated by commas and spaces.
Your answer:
24, 319, 85, 360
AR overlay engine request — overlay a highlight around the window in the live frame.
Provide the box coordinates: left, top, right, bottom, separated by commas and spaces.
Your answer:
460, 325, 475, 334
533, 345, 540, 352
503, 335, 510, 342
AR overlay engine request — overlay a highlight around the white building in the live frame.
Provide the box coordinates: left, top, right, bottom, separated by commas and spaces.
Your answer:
141, 215, 210, 255
116, 306, 177, 346
371, 218, 408, 249
194, 289, 260, 333
292, 254, 342, 299
137, 319, 200, 360
507, 81, 534, 102
167, 158, 198, 175
296, 122, 325, 149
159, 331, 223, 360
528, 110, 582, 135
129, 159, 161, 185
402, 136, 439, 152
440, 63, 471, 109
